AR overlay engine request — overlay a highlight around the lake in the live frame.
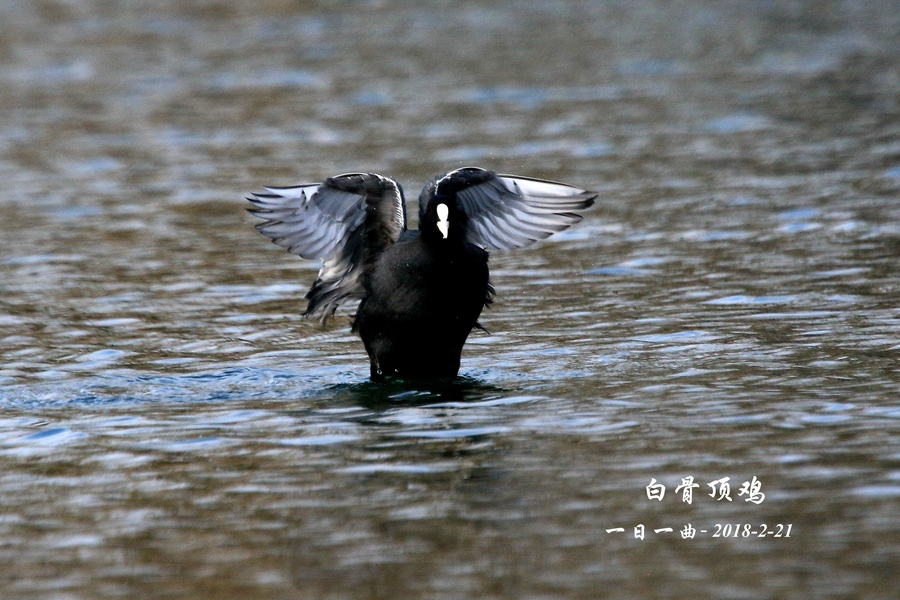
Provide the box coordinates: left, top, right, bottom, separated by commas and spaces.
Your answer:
1, 1, 898, 598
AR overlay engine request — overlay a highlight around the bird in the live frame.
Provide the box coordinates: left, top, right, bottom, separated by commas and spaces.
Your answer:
247, 166, 596, 381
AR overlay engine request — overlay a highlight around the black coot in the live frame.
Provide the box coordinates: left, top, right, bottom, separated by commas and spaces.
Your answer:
248, 166, 596, 380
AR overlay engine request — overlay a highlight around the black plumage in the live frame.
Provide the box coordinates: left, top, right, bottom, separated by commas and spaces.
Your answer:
248, 166, 596, 380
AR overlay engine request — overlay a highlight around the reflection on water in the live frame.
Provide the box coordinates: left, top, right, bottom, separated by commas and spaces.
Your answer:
1, 1, 899, 598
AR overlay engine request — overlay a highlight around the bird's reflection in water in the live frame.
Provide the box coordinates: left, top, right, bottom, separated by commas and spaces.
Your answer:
325, 375, 507, 411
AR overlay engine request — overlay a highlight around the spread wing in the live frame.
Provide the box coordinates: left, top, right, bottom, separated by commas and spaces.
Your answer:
423, 167, 597, 250
247, 172, 405, 321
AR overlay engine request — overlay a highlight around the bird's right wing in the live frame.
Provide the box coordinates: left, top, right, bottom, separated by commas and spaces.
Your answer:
247, 173, 405, 321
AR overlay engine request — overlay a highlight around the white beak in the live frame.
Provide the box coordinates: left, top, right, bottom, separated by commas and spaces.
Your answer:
436, 203, 450, 239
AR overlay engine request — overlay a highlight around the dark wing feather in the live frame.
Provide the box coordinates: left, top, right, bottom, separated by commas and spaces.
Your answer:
450, 169, 597, 250
247, 173, 405, 321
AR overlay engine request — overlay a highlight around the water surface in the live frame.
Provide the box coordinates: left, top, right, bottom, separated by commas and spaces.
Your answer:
1, 1, 899, 598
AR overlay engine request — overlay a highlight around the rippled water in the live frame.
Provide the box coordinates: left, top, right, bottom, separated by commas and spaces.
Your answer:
1, 1, 899, 598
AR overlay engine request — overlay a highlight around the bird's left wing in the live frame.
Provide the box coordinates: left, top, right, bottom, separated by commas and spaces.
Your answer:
427, 167, 597, 250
